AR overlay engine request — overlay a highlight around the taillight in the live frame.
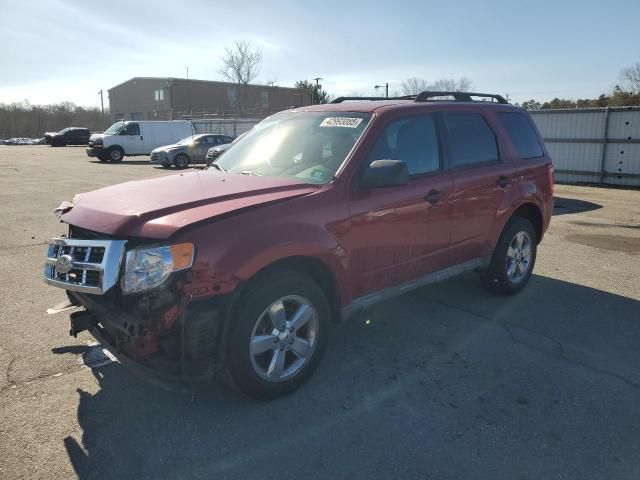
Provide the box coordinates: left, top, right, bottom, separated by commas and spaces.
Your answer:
547, 164, 554, 195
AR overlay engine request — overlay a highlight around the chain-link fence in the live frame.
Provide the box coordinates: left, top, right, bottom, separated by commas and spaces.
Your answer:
190, 118, 260, 137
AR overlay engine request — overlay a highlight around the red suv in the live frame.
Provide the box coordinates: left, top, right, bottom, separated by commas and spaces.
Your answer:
44, 92, 554, 399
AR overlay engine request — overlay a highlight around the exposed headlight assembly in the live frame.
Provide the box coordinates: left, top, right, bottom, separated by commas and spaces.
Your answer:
121, 243, 194, 294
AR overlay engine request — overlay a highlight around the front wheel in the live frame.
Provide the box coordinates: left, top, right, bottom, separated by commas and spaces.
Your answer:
480, 216, 537, 295
227, 270, 330, 400
174, 153, 189, 169
108, 146, 124, 162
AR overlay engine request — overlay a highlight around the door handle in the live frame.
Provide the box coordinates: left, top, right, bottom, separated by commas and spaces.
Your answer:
424, 189, 443, 205
496, 175, 511, 188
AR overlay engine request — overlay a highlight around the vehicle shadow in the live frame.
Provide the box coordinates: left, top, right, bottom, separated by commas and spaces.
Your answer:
88, 160, 156, 166
553, 196, 602, 215
58, 274, 640, 479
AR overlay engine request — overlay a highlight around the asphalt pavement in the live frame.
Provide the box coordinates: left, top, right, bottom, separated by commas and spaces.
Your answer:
1, 146, 639, 479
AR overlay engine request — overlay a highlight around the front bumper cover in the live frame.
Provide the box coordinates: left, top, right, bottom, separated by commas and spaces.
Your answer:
67, 291, 218, 391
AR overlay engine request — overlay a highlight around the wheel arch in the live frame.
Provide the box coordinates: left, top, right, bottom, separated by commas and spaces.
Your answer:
174, 151, 190, 161
489, 201, 544, 257
239, 255, 343, 325
108, 144, 125, 155
511, 202, 543, 242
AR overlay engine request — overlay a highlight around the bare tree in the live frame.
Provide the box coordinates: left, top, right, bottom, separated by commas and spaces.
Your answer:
620, 62, 640, 94
401, 77, 430, 95
401, 77, 473, 96
219, 40, 263, 85
429, 77, 473, 92
219, 41, 263, 113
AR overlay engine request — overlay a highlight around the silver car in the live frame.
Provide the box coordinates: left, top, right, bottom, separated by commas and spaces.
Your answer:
149, 134, 234, 168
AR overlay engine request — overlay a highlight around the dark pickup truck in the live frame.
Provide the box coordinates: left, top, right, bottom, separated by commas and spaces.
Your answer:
44, 127, 91, 147
44, 91, 553, 400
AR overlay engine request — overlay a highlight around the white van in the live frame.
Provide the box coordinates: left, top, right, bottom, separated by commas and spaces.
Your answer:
86, 121, 193, 162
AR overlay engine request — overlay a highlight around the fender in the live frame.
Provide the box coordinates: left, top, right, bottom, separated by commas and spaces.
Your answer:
178, 214, 351, 304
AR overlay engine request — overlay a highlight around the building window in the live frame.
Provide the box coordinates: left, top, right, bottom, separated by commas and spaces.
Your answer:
154, 89, 164, 101
227, 87, 238, 108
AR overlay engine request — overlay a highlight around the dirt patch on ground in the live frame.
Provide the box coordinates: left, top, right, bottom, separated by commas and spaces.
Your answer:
566, 233, 640, 253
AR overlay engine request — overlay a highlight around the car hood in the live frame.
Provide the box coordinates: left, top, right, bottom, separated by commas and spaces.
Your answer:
60, 170, 318, 239
89, 133, 103, 142
208, 144, 231, 154
152, 143, 182, 153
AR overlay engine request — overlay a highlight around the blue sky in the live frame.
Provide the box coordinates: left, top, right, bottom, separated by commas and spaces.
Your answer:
1, 0, 638, 107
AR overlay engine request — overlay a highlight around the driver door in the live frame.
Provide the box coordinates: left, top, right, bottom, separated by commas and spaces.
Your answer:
347, 114, 453, 298
119, 122, 143, 155
194, 136, 214, 162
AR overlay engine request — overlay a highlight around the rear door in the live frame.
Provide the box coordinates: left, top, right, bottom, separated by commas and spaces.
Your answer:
495, 110, 554, 228
348, 113, 454, 297
444, 111, 517, 262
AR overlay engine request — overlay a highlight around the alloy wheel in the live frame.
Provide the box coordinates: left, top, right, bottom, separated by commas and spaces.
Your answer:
506, 231, 532, 283
249, 295, 319, 382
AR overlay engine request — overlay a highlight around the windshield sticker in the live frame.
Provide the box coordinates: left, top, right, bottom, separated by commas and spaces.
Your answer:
320, 117, 363, 128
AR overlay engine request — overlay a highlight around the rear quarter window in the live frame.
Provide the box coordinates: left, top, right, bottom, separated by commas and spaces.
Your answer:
497, 112, 544, 159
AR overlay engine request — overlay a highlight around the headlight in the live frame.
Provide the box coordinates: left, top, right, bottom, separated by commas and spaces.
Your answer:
121, 243, 194, 294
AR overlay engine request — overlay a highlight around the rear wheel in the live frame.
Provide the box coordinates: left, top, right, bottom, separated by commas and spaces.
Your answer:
174, 153, 189, 169
227, 270, 329, 400
108, 146, 124, 163
480, 216, 537, 295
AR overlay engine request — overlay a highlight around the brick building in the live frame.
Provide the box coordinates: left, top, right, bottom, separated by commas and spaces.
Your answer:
108, 77, 312, 121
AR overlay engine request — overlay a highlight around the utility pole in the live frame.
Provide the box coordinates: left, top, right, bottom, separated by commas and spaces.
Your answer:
98, 90, 105, 128
186, 66, 192, 118
313, 77, 323, 104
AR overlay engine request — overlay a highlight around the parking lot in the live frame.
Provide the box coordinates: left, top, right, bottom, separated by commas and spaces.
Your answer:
0, 145, 639, 479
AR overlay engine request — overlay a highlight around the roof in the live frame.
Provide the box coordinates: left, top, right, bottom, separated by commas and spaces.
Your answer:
108, 76, 301, 92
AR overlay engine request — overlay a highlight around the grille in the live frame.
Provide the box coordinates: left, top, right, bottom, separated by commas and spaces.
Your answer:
44, 238, 126, 295
151, 152, 159, 162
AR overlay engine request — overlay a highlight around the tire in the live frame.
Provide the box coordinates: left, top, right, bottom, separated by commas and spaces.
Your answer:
174, 153, 189, 169
108, 146, 124, 163
227, 270, 330, 400
480, 216, 537, 295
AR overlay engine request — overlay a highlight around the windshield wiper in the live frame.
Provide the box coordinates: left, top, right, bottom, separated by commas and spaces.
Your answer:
240, 170, 261, 176
207, 162, 226, 172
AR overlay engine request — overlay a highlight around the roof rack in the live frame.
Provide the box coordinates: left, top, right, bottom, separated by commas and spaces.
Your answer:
330, 96, 393, 104
414, 91, 508, 104
330, 92, 509, 105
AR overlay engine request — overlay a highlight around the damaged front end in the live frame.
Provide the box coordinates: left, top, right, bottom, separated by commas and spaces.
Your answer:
45, 225, 228, 387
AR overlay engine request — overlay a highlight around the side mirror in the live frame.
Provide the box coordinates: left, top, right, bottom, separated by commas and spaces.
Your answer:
360, 160, 409, 189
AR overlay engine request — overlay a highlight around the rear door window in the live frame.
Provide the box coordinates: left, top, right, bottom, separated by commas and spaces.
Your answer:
445, 113, 499, 167
497, 112, 544, 159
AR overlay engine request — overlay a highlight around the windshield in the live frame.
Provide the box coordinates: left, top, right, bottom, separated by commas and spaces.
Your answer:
104, 122, 124, 135
215, 111, 371, 184
58, 127, 71, 134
